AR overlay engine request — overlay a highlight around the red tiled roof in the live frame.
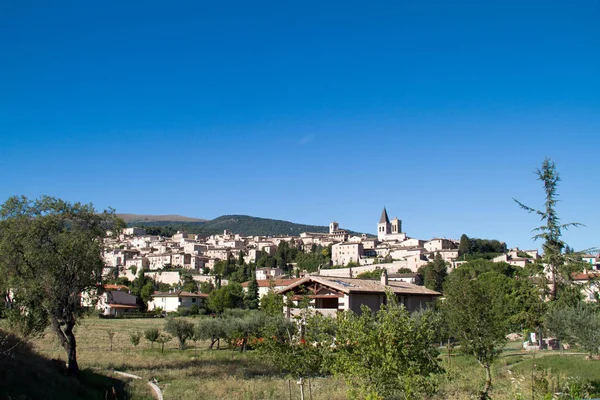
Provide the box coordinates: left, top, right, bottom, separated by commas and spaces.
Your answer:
241, 278, 302, 288
572, 272, 600, 281
104, 284, 129, 291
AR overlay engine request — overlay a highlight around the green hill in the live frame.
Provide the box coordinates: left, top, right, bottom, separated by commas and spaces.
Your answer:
126, 214, 369, 237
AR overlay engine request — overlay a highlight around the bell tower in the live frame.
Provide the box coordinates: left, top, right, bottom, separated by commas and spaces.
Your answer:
391, 217, 402, 234
377, 207, 391, 241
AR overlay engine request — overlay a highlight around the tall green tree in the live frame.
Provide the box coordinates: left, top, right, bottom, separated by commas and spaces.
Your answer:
514, 158, 582, 300
418, 252, 448, 292
131, 269, 154, 308
443, 272, 516, 399
458, 234, 470, 257
207, 282, 245, 313
244, 273, 260, 309
0, 196, 118, 375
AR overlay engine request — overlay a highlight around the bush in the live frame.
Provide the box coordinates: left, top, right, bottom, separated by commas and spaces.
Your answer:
129, 330, 141, 347
144, 328, 160, 348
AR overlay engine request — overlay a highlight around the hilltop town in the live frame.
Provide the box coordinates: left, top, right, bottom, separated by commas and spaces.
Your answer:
103, 207, 546, 287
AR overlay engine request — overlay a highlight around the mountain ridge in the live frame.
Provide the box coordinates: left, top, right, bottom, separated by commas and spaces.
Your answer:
117, 213, 207, 223
119, 213, 370, 237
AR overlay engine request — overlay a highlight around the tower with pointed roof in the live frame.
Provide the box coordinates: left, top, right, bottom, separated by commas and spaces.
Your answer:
377, 207, 392, 241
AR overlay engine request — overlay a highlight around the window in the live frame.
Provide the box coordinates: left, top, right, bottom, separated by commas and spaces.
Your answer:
192, 298, 196, 303
178, 298, 182, 303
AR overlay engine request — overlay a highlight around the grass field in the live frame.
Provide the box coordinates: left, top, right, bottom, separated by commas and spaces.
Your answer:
8, 317, 600, 399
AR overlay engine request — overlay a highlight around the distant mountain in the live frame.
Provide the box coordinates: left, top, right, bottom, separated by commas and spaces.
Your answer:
118, 213, 207, 223
124, 214, 369, 237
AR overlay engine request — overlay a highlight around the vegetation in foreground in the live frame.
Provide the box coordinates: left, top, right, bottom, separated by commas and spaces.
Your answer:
3, 316, 599, 400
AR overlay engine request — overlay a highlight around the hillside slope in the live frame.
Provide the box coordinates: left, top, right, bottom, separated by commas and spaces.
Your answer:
127, 214, 369, 237
117, 213, 207, 223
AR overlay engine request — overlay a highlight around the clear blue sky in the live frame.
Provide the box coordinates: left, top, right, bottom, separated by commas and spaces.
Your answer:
1, 1, 599, 251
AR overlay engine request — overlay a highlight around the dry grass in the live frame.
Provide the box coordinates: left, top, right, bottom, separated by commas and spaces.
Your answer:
27, 317, 347, 399
14, 318, 600, 400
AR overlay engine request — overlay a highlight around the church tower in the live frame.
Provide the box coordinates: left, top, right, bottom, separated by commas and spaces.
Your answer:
377, 207, 391, 241
329, 221, 339, 234
391, 216, 402, 234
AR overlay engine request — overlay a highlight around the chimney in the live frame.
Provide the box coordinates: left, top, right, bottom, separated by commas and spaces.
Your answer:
381, 268, 388, 286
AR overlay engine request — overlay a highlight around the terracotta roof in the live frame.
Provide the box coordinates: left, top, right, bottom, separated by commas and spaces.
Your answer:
277, 275, 440, 296
104, 284, 129, 291
572, 272, 600, 281
242, 278, 302, 288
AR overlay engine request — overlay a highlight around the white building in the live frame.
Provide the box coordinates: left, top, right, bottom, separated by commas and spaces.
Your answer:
147, 290, 208, 312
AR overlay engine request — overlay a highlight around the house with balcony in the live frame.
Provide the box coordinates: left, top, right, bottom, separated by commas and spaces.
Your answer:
277, 273, 440, 318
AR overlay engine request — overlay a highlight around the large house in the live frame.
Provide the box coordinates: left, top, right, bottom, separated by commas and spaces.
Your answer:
147, 290, 208, 313
96, 284, 140, 316
277, 272, 440, 318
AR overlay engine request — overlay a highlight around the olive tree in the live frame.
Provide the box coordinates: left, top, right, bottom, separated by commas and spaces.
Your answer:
0, 196, 120, 375
165, 317, 195, 350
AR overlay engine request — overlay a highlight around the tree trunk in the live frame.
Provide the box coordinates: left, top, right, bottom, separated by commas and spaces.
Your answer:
299, 377, 305, 400
50, 316, 79, 376
549, 265, 557, 301
479, 363, 491, 400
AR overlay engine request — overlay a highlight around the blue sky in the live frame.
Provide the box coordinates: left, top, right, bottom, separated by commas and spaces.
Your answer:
1, 1, 599, 251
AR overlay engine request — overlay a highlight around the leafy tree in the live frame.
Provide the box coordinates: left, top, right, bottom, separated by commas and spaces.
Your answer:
259, 311, 334, 397
165, 318, 195, 350
451, 259, 519, 280
131, 269, 154, 308
237, 250, 245, 266
442, 272, 515, 399
199, 281, 215, 294
144, 328, 160, 348
545, 305, 574, 352
417, 252, 447, 292
356, 269, 383, 279
196, 317, 226, 349
547, 303, 600, 357
458, 233, 470, 256
565, 303, 600, 357
180, 270, 198, 293
244, 274, 260, 309
332, 296, 442, 399
514, 158, 582, 300
260, 290, 284, 316
207, 282, 245, 313
0, 196, 118, 375
221, 309, 266, 352
156, 332, 172, 353
213, 260, 236, 279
